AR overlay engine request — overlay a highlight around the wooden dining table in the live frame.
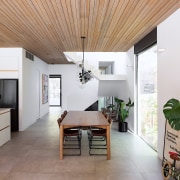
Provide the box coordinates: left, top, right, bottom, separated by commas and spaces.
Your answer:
59, 111, 111, 160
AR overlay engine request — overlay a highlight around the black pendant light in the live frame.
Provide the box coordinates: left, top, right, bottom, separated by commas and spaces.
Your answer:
79, 36, 93, 84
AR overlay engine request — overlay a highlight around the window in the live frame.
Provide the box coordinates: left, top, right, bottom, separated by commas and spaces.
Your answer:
137, 45, 157, 150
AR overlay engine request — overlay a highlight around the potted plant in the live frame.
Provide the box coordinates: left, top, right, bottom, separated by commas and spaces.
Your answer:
163, 98, 180, 131
106, 103, 117, 121
106, 103, 115, 112
115, 97, 134, 132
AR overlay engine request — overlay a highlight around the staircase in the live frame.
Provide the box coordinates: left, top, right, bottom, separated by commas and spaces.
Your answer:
64, 52, 126, 81
85, 100, 98, 111
64, 52, 127, 110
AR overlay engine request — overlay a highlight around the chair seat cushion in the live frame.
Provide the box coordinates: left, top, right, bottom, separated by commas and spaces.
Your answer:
64, 129, 80, 136
91, 129, 106, 136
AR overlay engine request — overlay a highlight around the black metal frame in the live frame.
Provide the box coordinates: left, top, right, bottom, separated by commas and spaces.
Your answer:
88, 128, 107, 156
63, 131, 82, 156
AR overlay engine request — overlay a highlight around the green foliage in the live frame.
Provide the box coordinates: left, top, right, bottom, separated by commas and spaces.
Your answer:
115, 97, 134, 122
163, 98, 180, 131
106, 104, 115, 111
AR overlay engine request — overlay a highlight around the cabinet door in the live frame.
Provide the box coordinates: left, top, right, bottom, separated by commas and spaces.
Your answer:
0, 112, 10, 130
0, 126, 10, 146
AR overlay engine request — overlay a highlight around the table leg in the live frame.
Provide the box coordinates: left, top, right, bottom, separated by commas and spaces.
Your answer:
60, 125, 64, 160
106, 125, 111, 160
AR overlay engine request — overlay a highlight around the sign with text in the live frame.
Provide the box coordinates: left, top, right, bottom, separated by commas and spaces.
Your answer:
164, 121, 180, 168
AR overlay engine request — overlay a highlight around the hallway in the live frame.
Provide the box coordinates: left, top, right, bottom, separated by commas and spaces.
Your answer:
0, 108, 163, 180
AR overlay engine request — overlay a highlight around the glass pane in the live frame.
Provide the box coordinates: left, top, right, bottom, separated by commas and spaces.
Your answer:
49, 78, 60, 106
138, 45, 157, 150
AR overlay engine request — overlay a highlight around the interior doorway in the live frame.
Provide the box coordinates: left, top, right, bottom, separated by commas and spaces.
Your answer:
137, 45, 157, 150
49, 75, 62, 106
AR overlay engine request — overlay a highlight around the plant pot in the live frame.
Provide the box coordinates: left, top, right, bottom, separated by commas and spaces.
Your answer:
119, 122, 128, 132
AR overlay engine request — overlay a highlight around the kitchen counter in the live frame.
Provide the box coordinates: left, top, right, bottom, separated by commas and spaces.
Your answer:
0, 108, 10, 115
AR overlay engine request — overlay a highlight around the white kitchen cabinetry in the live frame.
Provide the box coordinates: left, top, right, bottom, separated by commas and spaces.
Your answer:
0, 109, 10, 146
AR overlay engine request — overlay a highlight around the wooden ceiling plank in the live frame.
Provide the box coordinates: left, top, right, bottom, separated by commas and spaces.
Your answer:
90, 0, 110, 51
68, 0, 80, 50
99, 0, 134, 50
7, 0, 62, 54
58, 0, 76, 50
21, 0, 68, 62
103, 0, 144, 51
0, 0, 179, 63
114, 0, 179, 51
0, 2, 43, 52
32, 0, 63, 51
98, 0, 129, 50
40, 0, 67, 51
71, 0, 82, 51
96, 0, 120, 49
68, 0, 82, 50
107, 0, 149, 51
86, 0, 97, 51
86, 0, 99, 51
52, 0, 72, 50
107, 0, 165, 50
0, 0, 68, 63
84, 0, 90, 50
60, 0, 76, 49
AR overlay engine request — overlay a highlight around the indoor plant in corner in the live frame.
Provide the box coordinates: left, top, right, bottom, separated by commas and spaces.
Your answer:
115, 97, 134, 132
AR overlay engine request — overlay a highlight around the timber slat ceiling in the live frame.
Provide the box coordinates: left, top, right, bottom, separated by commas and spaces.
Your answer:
0, 0, 179, 64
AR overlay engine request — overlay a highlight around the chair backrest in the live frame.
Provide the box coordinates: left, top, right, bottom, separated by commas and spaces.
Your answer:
57, 117, 63, 128
102, 111, 106, 115
104, 113, 109, 119
61, 110, 68, 119
108, 117, 113, 125
61, 114, 66, 119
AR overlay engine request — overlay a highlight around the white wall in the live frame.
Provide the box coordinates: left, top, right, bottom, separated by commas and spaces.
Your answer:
115, 47, 135, 132
98, 81, 124, 97
84, 52, 128, 99
93, 49, 135, 131
125, 47, 135, 132
21, 49, 49, 131
157, 9, 180, 159
84, 52, 126, 75
48, 64, 98, 111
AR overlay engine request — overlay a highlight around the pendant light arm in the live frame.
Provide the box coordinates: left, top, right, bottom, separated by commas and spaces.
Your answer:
79, 36, 92, 84
81, 36, 86, 74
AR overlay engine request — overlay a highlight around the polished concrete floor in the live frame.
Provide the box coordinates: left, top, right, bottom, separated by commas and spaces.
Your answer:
0, 108, 164, 180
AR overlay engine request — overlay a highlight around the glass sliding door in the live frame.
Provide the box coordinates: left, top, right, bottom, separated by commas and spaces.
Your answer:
137, 45, 157, 150
49, 75, 61, 106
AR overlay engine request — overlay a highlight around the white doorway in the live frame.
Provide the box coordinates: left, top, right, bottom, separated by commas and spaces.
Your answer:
49, 75, 62, 107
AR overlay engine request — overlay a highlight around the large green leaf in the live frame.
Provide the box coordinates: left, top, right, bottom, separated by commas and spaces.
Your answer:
115, 97, 134, 122
163, 98, 180, 131
115, 98, 124, 104
126, 98, 134, 107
